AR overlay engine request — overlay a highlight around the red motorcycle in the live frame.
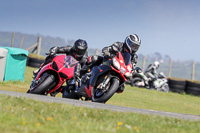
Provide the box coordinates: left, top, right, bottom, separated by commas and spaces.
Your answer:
27, 54, 78, 96
63, 51, 133, 103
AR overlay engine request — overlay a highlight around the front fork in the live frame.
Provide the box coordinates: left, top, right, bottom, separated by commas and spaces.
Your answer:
96, 74, 111, 91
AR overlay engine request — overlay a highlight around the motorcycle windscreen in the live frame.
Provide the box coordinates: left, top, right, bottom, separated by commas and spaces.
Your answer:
121, 52, 131, 66
158, 72, 166, 78
63, 56, 79, 68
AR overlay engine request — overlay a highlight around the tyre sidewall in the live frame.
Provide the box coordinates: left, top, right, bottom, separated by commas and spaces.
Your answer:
131, 77, 144, 87
30, 74, 55, 94
92, 78, 119, 103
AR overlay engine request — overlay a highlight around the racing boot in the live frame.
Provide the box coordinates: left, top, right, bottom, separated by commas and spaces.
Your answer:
33, 64, 43, 77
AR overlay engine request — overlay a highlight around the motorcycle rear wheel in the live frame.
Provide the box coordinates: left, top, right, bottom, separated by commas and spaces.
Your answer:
92, 77, 119, 103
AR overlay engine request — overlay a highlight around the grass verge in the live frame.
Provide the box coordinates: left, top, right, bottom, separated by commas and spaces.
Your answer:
108, 86, 200, 115
1, 66, 200, 115
0, 94, 200, 133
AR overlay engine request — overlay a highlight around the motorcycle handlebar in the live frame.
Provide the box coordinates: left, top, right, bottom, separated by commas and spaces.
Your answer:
45, 53, 56, 56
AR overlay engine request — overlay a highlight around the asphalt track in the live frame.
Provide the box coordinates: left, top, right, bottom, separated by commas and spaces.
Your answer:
0, 90, 200, 121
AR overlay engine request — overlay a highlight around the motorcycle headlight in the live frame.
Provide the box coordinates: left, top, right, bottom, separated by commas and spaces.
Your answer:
120, 66, 127, 74
127, 65, 132, 72
125, 72, 132, 78
113, 58, 120, 70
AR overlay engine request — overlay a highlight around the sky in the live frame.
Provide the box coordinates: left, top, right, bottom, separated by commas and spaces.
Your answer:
0, 0, 200, 61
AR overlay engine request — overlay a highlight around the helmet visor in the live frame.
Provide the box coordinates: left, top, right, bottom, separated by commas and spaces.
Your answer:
126, 39, 140, 52
76, 48, 87, 57
129, 43, 140, 52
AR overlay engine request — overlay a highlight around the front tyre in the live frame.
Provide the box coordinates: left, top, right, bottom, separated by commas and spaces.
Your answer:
29, 74, 55, 95
162, 84, 169, 93
92, 78, 119, 103
131, 77, 144, 87
157, 83, 169, 93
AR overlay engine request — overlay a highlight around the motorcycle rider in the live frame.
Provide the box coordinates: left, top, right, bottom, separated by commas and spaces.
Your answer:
33, 39, 89, 77
80, 34, 142, 93
102, 34, 141, 92
144, 61, 160, 88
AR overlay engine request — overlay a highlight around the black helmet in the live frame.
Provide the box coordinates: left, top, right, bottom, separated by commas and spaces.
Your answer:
72, 39, 88, 61
123, 34, 141, 54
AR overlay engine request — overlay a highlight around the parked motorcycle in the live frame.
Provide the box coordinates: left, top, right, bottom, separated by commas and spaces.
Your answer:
62, 51, 133, 103
131, 72, 169, 92
27, 54, 78, 96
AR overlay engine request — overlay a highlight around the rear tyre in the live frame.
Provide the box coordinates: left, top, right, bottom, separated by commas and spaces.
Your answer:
29, 74, 55, 95
92, 78, 119, 103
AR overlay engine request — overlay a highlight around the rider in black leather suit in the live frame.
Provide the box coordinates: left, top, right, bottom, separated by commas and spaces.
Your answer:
33, 39, 88, 77
81, 34, 142, 93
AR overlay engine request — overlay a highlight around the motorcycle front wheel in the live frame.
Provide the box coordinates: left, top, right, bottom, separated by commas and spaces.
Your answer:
92, 77, 119, 103
158, 83, 169, 93
28, 73, 56, 95
131, 77, 145, 87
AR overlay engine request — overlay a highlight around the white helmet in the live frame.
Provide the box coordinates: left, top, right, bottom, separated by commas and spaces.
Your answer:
154, 61, 160, 69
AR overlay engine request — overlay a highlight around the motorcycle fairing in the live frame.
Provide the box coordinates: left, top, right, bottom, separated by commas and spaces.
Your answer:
113, 53, 133, 78
89, 65, 113, 87
36, 55, 76, 80
85, 85, 92, 98
77, 80, 92, 98
77, 65, 114, 99
34, 55, 77, 93
53, 55, 76, 79
153, 78, 167, 88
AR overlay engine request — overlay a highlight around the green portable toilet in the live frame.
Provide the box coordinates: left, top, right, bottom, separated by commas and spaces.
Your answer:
0, 48, 8, 81
1, 47, 29, 81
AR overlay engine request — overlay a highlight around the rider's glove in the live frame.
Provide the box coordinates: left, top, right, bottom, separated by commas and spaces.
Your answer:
111, 45, 119, 52
86, 55, 98, 66
102, 51, 111, 59
91, 55, 98, 62
49, 46, 58, 56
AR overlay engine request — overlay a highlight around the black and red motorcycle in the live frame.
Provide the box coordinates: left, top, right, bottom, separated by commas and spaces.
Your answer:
27, 54, 78, 96
62, 51, 133, 103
